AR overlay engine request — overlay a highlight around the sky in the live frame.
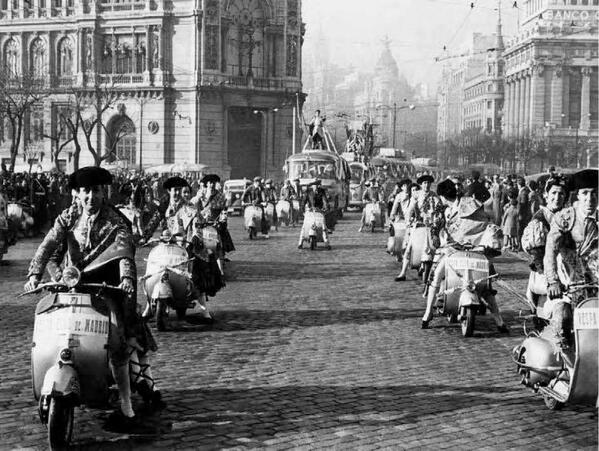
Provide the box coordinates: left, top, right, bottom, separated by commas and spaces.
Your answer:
301, 0, 521, 92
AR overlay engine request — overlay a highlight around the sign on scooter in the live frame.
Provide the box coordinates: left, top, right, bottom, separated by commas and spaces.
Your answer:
574, 308, 599, 329
448, 257, 488, 272
36, 307, 109, 336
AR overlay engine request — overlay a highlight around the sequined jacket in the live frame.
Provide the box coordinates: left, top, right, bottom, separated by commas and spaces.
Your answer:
27, 203, 136, 281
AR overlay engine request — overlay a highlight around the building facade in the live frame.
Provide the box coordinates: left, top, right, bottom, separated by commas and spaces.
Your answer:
503, 0, 598, 168
0, 0, 304, 179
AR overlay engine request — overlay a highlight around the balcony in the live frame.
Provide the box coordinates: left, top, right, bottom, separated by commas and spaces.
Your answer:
98, 0, 161, 12
98, 73, 146, 85
200, 73, 301, 92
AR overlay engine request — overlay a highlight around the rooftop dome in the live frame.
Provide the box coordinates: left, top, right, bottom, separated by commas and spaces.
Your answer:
375, 37, 399, 80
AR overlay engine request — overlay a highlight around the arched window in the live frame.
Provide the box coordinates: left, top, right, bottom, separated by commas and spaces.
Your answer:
225, 0, 266, 77
57, 38, 73, 76
30, 38, 46, 78
4, 38, 19, 76
107, 115, 136, 165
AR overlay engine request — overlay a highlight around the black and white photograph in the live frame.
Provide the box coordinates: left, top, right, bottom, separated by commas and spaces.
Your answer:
0, 0, 597, 449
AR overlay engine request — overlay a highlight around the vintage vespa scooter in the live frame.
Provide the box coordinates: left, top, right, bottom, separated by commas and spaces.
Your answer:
276, 200, 292, 227
513, 284, 598, 410
140, 230, 196, 331
300, 209, 328, 250
386, 218, 406, 262
435, 246, 498, 337
243, 204, 263, 240
28, 264, 127, 449
363, 201, 383, 233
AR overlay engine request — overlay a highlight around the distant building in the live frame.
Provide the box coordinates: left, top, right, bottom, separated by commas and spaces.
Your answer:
503, 0, 598, 168
0, 0, 305, 179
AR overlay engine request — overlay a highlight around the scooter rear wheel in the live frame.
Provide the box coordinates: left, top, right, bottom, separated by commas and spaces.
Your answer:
370, 221, 375, 233
461, 308, 475, 337
47, 397, 74, 450
310, 235, 317, 250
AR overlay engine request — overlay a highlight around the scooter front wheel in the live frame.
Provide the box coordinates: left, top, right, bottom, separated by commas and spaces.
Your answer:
543, 394, 564, 410
156, 299, 168, 331
47, 397, 74, 450
461, 308, 475, 337
370, 221, 375, 233
310, 235, 317, 250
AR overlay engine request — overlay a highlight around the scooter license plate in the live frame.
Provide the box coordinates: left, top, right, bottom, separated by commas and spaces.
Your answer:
57, 293, 92, 307
574, 308, 599, 329
448, 258, 488, 272
203, 230, 219, 241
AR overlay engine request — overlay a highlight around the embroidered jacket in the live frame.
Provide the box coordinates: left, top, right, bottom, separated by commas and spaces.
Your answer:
27, 203, 136, 281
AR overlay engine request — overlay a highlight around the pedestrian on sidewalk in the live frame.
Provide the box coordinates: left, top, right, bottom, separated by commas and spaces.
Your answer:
502, 198, 519, 251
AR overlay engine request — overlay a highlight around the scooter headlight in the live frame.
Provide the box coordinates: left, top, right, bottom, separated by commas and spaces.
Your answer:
466, 281, 477, 292
62, 266, 81, 288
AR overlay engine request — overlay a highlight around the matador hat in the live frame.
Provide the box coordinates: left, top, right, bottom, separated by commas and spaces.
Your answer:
569, 169, 598, 191
417, 174, 434, 185
200, 174, 221, 185
68, 166, 112, 190
163, 176, 190, 190
436, 179, 457, 200
253, 176, 262, 182
398, 178, 412, 188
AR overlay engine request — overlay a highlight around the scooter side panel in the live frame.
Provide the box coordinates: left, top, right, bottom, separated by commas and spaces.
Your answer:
276, 201, 291, 224
32, 301, 110, 406
442, 251, 489, 316
244, 206, 262, 229
145, 271, 192, 303
569, 298, 599, 405
302, 212, 324, 242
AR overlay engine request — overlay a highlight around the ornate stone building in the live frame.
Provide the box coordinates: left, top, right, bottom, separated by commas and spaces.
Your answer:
503, 0, 598, 167
0, 0, 304, 179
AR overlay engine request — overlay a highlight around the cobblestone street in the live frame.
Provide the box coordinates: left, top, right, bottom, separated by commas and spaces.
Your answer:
1, 212, 597, 450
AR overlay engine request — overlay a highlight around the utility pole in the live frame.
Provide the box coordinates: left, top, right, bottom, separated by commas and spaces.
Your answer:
392, 102, 397, 148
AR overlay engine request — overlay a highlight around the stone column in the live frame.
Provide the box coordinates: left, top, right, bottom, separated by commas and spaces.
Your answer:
132, 29, 137, 76
522, 72, 530, 135
76, 28, 84, 85
550, 65, 563, 125
529, 63, 545, 130
514, 75, 522, 138
580, 67, 592, 130
144, 25, 151, 84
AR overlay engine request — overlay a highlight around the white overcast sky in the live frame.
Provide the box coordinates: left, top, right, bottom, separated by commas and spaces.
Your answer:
302, 0, 520, 90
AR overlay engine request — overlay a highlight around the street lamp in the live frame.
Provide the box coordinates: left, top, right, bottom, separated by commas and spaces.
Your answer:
375, 102, 415, 148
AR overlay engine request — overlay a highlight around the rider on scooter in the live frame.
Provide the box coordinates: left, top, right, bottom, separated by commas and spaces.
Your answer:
24, 167, 158, 433
521, 176, 569, 316
544, 168, 598, 348
263, 179, 278, 227
298, 179, 331, 250
421, 179, 508, 332
142, 176, 214, 323
242, 176, 270, 239
395, 174, 443, 281
359, 179, 384, 232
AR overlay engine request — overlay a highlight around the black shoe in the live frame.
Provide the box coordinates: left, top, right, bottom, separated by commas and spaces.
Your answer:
104, 411, 156, 435
136, 382, 167, 411
297, 244, 302, 249
394, 275, 406, 282
421, 320, 430, 329
497, 324, 509, 334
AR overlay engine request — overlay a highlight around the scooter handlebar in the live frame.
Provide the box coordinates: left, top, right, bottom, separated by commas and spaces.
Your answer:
21, 281, 126, 297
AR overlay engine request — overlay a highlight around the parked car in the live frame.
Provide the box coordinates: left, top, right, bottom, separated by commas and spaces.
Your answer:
223, 179, 250, 215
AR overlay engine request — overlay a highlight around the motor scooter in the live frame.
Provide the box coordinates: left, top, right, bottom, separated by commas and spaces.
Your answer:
386, 218, 406, 262
301, 209, 326, 250
7, 201, 35, 238
408, 224, 434, 283
364, 201, 383, 233
199, 212, 225, 276
513, 285, 598, 410
243, 204, 262, 240
435, 246, 498, 337
264, 202, 276, 231
27, 265, 125, 449
140, 231, 195, 331
276, 200, 291, 227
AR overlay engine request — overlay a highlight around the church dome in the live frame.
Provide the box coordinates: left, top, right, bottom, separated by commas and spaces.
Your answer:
375, 38, 399, 80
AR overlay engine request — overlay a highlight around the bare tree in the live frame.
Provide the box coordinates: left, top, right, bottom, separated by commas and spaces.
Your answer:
42, 103, 75, 171
0, 68, 48, 172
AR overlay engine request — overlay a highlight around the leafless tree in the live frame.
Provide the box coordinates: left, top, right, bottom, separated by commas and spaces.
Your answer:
0, 68, 48, 172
